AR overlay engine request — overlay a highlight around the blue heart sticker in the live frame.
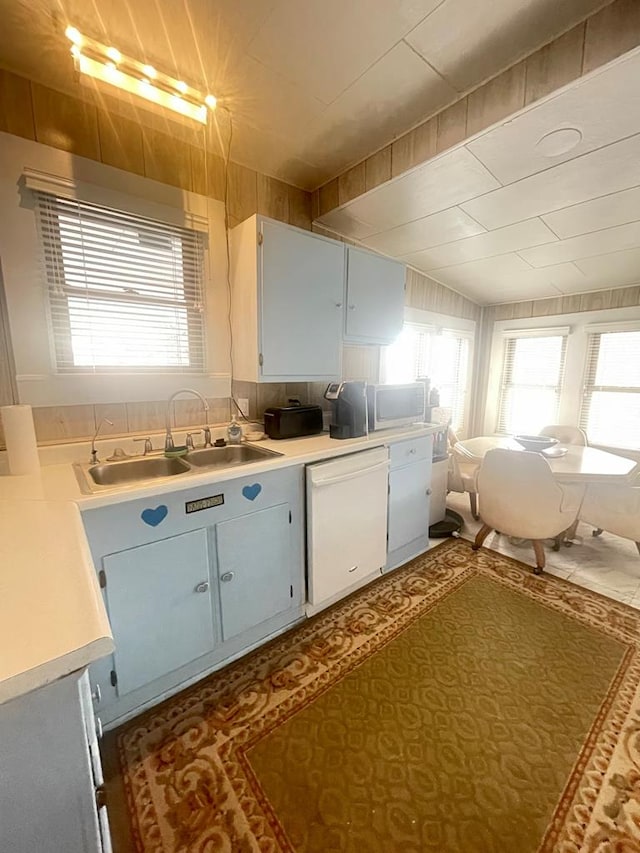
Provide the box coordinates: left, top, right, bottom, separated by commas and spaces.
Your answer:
141, 505, 168, 526
242, 483, 262, 501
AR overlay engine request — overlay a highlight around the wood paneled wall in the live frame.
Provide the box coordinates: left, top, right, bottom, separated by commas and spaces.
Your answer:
313, 0, 640, 214
0, 68, 313, 447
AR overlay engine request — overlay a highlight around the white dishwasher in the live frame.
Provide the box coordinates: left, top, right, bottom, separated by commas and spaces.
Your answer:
306, 446, 389, 616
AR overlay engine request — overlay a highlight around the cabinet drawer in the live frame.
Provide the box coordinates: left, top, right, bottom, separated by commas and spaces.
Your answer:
389, 436, 432, 470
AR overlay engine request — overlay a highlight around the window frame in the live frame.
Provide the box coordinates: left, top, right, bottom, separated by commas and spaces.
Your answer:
381, 307, 475, 436
36, 191, 207, 374
0, 132, 227, 407
484, 311, 640, 452
495, 328, 569, 435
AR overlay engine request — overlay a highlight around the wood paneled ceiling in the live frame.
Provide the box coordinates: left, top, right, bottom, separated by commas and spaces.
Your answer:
0, 0, 611, 189
317, 48, 640, 305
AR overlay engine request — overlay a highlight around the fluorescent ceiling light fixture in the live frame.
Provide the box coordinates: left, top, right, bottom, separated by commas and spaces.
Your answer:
65, 25, 216, 125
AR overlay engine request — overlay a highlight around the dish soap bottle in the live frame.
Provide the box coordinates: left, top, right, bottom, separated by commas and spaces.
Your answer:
227, 418, 242, 445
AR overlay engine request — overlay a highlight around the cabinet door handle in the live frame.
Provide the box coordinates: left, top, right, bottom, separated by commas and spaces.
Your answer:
426, 488, 432, 496
335, 302, 343, 308
408, 448, 417, 454
220, 572, 235, 583
95, 716, 103, 740
348, 304, 356, 310
91, 683, 101, 705
194, 581, 210, 593
348, 565, 358, 573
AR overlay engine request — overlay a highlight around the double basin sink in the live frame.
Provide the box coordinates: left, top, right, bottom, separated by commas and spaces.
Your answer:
75, 444, 283, 493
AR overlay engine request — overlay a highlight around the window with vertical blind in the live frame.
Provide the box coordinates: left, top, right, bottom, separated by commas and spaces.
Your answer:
496, 330, 568, 435
382, 323, 472, 433
35, 192, 206, 372
580, 327, 640, 449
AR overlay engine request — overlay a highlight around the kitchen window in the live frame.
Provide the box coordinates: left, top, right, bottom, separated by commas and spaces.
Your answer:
382, 322, 472, 433
579, 327, 640, 450
35, 192, 206, 372
496, 330, 568, 435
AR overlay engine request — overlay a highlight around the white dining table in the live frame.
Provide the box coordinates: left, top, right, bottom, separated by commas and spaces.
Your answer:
452, 436, 638, 485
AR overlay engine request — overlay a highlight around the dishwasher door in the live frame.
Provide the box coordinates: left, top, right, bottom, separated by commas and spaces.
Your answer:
306, 446, 389, 615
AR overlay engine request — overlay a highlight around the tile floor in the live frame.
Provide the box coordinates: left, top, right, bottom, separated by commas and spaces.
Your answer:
445, 491, 640, 609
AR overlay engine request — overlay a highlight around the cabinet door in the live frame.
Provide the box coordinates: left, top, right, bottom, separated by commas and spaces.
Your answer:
103, 529, 214, 696
260, 220, 344, 379
388, 459, 431, 554
216, 503, 292, 641
345, 246, 405, 344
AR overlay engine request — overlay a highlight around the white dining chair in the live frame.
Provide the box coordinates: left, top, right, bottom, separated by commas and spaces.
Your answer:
540, 424, 588, 446
472, 448, 584, 573
447, 429, 480, 519
578, 474, 640, 556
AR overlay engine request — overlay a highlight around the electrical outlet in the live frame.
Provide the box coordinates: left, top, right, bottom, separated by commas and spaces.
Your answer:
237, 397, 249, 417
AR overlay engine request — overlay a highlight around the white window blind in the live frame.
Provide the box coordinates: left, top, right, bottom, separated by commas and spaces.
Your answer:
496, 332, 567, 435
35, 192, 206, 372
580, 329, 640, 449
383, 323, 471, 433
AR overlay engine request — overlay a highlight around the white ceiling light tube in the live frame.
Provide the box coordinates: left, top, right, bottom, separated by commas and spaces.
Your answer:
65, 25, 217, 124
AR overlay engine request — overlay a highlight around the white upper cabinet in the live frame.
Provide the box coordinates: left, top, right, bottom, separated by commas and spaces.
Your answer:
344, 246, 405, 345
230, 215, 345, 382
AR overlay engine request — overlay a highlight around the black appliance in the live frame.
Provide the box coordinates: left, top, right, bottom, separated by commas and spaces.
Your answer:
324, 380, 368, 439
263, 400, 323, 440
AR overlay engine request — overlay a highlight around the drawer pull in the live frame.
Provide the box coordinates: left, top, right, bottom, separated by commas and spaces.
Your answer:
91, 684, 101, 705
95, 716, 103, 740
408, 448, 417, 454
195, 581, 210, 593
220, 572, 235, 583
348, 565, 358, 573
426, 488, 432, 496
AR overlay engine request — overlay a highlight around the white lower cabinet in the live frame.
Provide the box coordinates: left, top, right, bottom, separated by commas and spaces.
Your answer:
102, 529, 215, 696
82, 466, 304, 727
217, 503, 293, 640
0, 670, 111, 853
387, 435, 433, 571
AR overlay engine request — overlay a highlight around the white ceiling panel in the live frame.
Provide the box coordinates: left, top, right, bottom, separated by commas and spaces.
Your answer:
247, 0, 443, 105
311, 208, 378, 241
461, 134, 640, 230
519, 221, 640, 268
542, 186, 640, 239
360, 207, 485, 256
404, 0, 608, 92
466, 50, 640, 185
574, 247, 640, 288
426, 253, 585, 293
402, 217, 558, 270
343, 147, 500, 233
296, 43, 456, 180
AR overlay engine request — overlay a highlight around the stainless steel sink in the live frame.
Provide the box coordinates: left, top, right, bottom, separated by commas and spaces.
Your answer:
84, 456, 191, 487
184, 444, 283, 468
74, 442, 283, 493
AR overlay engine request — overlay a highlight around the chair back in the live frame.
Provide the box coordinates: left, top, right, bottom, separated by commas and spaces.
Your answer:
478, 448, 576, 540
580, 481, 640, 543
540, 424, 588, 445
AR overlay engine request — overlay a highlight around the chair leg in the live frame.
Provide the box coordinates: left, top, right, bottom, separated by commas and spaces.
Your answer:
531, 540, 546, 575
592, 528, 603, 537
472, 524, 492, 551
469, 492, 479, 520
636, 542, 640, 557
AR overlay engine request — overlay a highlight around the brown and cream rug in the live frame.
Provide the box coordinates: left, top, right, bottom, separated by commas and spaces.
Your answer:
115, 539, 640, 852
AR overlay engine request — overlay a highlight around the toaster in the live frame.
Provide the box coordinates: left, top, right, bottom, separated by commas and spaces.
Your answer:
263, 401, 324, 439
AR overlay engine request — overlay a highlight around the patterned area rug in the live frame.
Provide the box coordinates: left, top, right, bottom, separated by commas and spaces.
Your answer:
118, 539, 640, 852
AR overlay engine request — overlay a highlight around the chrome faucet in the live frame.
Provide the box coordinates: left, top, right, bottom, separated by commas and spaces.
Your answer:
90, 418, 114, 464
165, 389, 210, 451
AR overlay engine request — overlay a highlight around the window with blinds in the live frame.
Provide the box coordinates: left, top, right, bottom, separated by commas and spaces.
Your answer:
496, 332, 567, 435
382, 323, 472, 433
35, 192, 206, 372
580, 328, 640, 449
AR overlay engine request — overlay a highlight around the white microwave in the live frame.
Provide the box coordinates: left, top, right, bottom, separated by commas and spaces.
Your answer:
366, 383, 426, 430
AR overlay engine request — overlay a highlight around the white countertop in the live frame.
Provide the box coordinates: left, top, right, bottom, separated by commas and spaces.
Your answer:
0, 501, 114, 705
0, 423, 438, 704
